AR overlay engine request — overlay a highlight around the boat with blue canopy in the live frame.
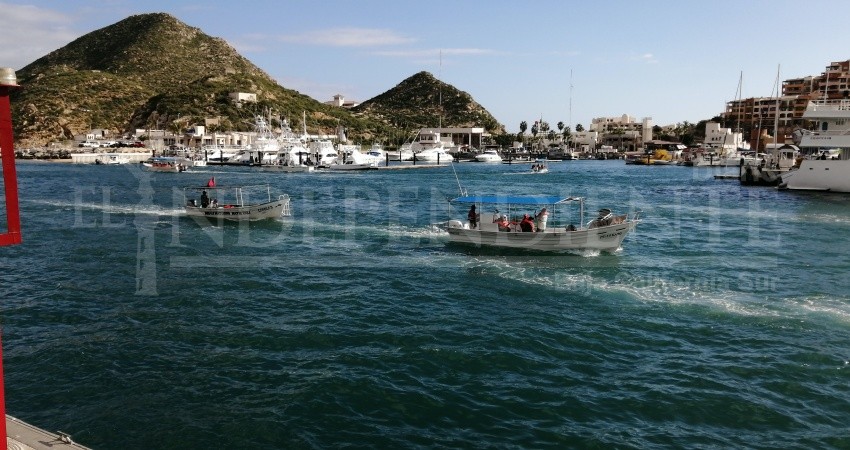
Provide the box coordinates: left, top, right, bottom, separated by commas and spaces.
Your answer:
445, 194, 640, 252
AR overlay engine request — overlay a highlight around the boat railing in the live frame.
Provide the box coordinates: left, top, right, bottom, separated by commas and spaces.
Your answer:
807, 99, 850, 111
279, 194, 292, 216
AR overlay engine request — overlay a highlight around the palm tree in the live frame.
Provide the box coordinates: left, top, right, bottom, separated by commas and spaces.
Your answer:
519, 121, 527, 135
562, 126, 572, 146
575, 123, 584, 132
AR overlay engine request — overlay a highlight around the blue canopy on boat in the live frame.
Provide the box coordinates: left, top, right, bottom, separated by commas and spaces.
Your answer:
450, 195, 581, 205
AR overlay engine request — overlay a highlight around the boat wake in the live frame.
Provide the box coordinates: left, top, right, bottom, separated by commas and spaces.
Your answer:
29, 199, 184, 218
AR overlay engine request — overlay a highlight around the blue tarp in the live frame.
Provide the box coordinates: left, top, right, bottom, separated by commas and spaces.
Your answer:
450, 195, 580, 205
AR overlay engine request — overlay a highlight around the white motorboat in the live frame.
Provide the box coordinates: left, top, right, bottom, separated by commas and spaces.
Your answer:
474, 149, 503, 163
740, 144, 799, 186
142, 156, 189, 172
411, 129, 454, 163
366, 143, 387, 162
386, 143, 414, 161
307, 139, 339, 166
329, 145, 380, 170
414, 147, 454, 163
778, 100, 850, 192
94, 154, 131, 165
184, 184, 291, 221
445, 195, 640, 252
202, 145, 243, 164
530, 160, 549, 173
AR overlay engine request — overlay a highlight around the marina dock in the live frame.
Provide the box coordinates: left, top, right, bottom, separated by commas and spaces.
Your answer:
373, 163, 450, 170
6, 415, 91, 449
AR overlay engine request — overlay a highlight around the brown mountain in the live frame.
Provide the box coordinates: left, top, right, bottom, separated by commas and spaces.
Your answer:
353, 71, 504, 135
10, 13, 504, 147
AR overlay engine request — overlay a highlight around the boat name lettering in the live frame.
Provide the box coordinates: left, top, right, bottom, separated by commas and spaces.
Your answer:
204, 211, 244, 216
599, 230, 624, 239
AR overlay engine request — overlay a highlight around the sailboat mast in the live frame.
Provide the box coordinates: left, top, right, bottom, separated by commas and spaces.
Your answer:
773, 65, 780, 147
438, 49, 442, 132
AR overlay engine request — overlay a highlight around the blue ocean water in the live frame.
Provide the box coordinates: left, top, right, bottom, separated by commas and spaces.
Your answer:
2, 160, 850, 449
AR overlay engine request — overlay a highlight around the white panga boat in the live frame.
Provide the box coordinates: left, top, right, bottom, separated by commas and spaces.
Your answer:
445, 195, 640, 252
184, 184, 291, 221
530, 159, 549, 173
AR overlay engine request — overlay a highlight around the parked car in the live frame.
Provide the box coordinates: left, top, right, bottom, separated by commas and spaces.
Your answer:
79, 140, 99, 148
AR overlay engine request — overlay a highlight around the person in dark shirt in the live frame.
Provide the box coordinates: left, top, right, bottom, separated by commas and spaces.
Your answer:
520, 214, 535, 232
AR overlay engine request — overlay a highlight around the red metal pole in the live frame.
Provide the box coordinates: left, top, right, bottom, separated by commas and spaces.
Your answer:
0, 82, 22, 246
0, 67, 22, 446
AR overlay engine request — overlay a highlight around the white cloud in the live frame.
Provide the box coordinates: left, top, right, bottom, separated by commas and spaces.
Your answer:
279, 28, 415, 47
372, 48, 497, 58
0, 3, 79, 69
632, 52, 658, 64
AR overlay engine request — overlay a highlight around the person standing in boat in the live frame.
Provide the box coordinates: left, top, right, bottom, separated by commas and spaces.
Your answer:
535, 207, 549, 232
467, 205, 479, 229
200, 190, 210, 208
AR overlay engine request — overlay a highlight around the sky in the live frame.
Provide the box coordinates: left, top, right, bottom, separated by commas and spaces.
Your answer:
1, 0, 849, 133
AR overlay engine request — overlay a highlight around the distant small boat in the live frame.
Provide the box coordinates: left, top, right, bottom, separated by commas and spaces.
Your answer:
530, 160, 549, 173
94, 154, 131, 165
143, 156, 189, 172
184, 184, 291, 221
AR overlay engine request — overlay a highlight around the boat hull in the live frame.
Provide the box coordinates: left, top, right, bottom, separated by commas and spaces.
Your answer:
780, 160, 850, 192
446, 221, 637, 251
185, 198, 289, 221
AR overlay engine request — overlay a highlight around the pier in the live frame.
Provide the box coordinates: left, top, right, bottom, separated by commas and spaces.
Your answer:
6, 415, 91, 449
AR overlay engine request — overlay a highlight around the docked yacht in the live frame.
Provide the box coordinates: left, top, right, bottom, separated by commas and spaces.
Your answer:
386, 143, 414, 161
411, 130, 454, 163
474, 149, 503, 163
779, 100, 850, 192
307, 139, 339, 166
202, 145, 243, 164
329, 145, 381, 170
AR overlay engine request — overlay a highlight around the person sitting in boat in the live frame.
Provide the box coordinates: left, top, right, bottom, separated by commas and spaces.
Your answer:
520, 214, 535, 232
495, 214, 511, 232
200, 190, 210, 208
566, 224, 577, 231
534, 208, 549, 232
211, 198, 218, 208
467, 205, 479, 229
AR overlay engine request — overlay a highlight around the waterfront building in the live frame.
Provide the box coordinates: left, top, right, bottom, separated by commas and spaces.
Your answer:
588, 114, 653, 153
418, 127, 487, 150
325, 94, 360, 108
723, 59, 850, 145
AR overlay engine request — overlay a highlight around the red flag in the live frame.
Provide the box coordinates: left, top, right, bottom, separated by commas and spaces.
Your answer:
206, 177, 215, 187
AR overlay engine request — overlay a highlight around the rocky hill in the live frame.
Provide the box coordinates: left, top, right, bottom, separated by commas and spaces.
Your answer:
353, 71, 504, 135
9, 13, 504, 147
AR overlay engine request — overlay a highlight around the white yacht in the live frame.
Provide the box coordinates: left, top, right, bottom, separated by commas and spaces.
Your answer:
386, 143, 414, 161
473, 149, 503, 163
411, 130, 454, 163
780, 100, 850, 192
329, 145, 381, 170
366, 143, 386, 161
307, 139, 339, 166
203, 144, 243, 164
